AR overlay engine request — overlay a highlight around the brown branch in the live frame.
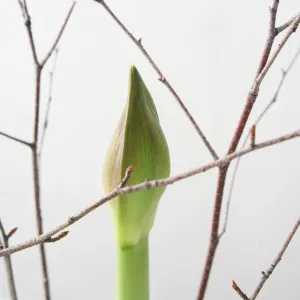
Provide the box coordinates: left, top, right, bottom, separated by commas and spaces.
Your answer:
255, 0, 279, 77
0, 131, 32, 147
221, 42, 300, 238
14, 2, 76, 300
93, 0, 219, 161
23, 0, 39, 66
0, 129, 299, 258
250, 217, 300, 300
232, 280, 249, 300
40, 3, 76, 67
0, 219, 18, 300
7, 228, 18, 240
276, 13, 300, 34
197, 3, 300, 299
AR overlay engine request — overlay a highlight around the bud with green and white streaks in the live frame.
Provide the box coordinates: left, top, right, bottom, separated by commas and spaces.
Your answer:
103, 66, 170, 300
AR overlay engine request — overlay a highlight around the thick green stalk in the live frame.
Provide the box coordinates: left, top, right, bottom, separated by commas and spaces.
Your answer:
116, 236, 149, 300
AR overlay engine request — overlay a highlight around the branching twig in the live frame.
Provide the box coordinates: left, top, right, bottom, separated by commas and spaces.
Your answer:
249, 217, 300, 300
276, 13, 300, 35
40, 3, 76, 67
0, 129, 299, 258
93, 0, 219, 161
221, 43, 300, 238
197, 2, 300, 299
0, 131, 32, 147
0, 219, 18, 300
39, 48, 60, 159
13, 2, 76, 300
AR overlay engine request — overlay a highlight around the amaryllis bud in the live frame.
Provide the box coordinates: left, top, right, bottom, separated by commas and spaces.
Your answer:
103, 66, 170, 247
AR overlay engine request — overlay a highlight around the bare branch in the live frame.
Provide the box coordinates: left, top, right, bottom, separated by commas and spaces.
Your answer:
93, 0, 219, 161
255, 0, 279, 77
0, 131, 32, 147
250, 217, 300, 299
0, 219, 18, 300
15, 1, 76, 299
221, 43, 300, 238
22, 0, 39, 66
276, 13, 300, 34
232, 280, 249, 300
0, 129, 299, 258
256, 15, 300, 87
40, 3, 76, 67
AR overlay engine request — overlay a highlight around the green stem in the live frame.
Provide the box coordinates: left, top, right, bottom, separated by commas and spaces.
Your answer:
116, 236, 149, 300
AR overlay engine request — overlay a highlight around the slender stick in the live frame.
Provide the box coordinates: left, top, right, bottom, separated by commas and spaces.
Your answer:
250, 217, 300, 300
220, 44, 300, 238
233, 217, 300, 300
94, 0, 218, 161
0, 129, 299, 258
0, 219, 18, 300
40, 3, 76, 67
276, 13, 300, 34
0, 131, 32, 147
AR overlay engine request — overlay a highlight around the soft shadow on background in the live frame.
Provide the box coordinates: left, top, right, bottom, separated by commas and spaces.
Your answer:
1, 0, 300, 299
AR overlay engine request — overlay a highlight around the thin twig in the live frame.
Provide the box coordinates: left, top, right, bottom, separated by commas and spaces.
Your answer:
7, 228, 18, 240
94, 0, 219, 161
276, 13, 300, 34
0, 129, 299, 258
220, 43, 300, 238
40, 3, 76, 67
23, 0, 39, 66
39, 48, 60, 159
197, 2, 300, 299
250, 217, 300, 300
14, 2, 76, 300
0, 219, 18, 300
118, 165, 133, 188
232, 280, 249, 300
0, 131, 32, 147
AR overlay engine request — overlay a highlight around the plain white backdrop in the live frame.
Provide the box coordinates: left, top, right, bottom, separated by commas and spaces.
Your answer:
1, 0, 300, 299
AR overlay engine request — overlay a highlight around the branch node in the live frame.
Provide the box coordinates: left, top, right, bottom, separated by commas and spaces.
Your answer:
158, 76, 165, 82
118, 165, 133, 189
68, 217, 76, 224
45, 231, 69, 243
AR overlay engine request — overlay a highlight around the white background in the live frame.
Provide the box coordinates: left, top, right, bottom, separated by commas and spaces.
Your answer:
1, 0, 300, 299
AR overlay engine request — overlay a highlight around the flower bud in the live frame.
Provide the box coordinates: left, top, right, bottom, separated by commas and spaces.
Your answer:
103, 66, 170, 247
